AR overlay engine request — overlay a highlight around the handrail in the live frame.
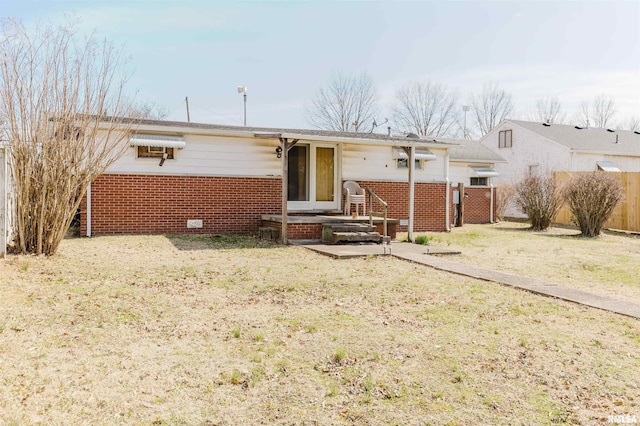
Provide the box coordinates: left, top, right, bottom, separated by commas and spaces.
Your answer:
366, 188, 388, 238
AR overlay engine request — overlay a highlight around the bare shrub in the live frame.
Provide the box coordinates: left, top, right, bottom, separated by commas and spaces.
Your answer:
0, 19, 134, 255
515, 176, 563, 231
495, 184, 516, 221
564, 172, 624, 237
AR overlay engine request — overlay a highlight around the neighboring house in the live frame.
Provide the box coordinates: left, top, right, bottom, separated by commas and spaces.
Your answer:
80, 118, 505, 241
480, 119, 640, 184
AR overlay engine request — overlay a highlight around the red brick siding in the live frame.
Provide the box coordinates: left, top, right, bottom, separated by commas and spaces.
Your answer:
351, 181, 449, 232
81, 174, 281, 236
464, 186, 495, 224
81, 174, 494, 237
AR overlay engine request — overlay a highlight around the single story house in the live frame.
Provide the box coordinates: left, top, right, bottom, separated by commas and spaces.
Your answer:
76, 118, 504, 242
480, 119, 640, 182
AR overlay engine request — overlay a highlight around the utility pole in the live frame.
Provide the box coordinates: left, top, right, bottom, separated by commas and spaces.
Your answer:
185, 96, 191, 123
237, 86, 248, 126
463, 105, 470, 139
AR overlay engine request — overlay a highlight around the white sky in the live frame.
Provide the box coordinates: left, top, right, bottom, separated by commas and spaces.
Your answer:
3, 0, 640, 131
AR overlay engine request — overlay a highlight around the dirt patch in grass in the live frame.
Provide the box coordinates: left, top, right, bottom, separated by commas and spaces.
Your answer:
0, 233, 638, 424
408, 222, 640, 307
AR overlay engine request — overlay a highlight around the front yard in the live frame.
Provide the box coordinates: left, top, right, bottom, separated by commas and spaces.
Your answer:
0, 231, 638, 424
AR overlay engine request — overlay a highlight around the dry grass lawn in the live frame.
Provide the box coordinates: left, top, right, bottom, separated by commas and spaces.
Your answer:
0, 231, 639, 425
412, 221, 640, 306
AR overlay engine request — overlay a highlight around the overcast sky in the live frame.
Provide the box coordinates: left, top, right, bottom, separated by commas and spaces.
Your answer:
3, 0, 640, 132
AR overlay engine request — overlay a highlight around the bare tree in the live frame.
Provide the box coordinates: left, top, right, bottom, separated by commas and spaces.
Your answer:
390, 81, 459, 137
471, 82, 514, 136
530, 96, 566, 124
621, 115, 640, 132
305, 72, 378, 132
125, 98, 169, 120
0, 19, 134, 255
576, 94, 616, 128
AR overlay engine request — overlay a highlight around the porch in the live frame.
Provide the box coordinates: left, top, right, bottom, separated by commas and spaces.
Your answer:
260, 213, 399, 244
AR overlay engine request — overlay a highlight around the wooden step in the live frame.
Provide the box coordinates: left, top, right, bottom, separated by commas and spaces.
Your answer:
327, 231, 382, 245
259, 226, 279, 241
322, 222, 375, 233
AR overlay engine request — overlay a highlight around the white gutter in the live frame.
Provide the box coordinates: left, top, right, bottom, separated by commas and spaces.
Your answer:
106, 123, 458, 149
445, 150, 451, 232
86, 184, 91, 237
490, 183, 495, 223
408, 146, 415, 242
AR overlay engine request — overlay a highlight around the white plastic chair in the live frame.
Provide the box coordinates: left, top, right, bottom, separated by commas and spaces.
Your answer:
343, 181, 366, 216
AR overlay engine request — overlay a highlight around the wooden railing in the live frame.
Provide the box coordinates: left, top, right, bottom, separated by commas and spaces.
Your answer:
366, 188, 388, 238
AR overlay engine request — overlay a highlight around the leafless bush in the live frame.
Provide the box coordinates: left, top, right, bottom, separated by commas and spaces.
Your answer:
564, 172, 624, 237
0, 19, 134, 255
515, 176, 563, 231
495, 184, 516, 221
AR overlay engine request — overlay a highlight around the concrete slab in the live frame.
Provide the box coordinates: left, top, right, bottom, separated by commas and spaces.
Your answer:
298, 242, 640, 319
299, 242, 460, 259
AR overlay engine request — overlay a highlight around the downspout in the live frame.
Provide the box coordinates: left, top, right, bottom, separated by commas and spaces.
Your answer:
86, 183, 91, 237
490, 182, 495, 223
445, 150, 451, 232
408, 146, 415, 242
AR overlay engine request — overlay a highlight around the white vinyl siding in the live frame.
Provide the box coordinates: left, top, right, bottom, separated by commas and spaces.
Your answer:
342, 144, 447, 182
108, 134, 282, 177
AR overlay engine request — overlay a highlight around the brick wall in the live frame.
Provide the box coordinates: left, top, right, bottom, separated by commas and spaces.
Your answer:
81, 174, 494, 237
354, 181, 449, 232
81, 174, 281, 236
464, 186, 495, 224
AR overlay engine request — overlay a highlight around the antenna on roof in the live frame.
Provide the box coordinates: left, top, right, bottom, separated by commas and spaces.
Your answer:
369, 118, 388, 133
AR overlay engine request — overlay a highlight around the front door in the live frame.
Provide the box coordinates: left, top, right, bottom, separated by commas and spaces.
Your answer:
287, 144, 338, 211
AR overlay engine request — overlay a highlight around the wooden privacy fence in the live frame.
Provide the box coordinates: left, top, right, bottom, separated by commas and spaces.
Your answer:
554, 172, 640, 233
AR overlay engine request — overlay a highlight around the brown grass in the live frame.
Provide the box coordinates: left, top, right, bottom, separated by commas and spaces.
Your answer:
0, 232, 638, 425
412, 221, 640, 306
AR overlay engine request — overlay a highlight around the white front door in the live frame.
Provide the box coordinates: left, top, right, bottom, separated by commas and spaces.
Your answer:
287, 143, 339, 211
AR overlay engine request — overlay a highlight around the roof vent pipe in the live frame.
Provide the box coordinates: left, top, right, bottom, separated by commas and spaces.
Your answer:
615, 134, 619, 144
388, 126, 391, 137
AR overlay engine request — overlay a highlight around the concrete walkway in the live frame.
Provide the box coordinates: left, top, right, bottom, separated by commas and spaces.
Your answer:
300, 242, 640, 319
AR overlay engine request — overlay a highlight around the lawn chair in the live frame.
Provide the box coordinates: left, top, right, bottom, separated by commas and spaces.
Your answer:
343, 180, 366, 216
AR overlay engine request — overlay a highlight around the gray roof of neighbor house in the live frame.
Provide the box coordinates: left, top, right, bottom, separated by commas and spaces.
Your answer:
508, 120, 640, 155
109, 116, 459, 147
442, 137, 507, 163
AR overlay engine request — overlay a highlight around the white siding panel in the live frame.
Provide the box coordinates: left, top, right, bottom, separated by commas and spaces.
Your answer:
342, 144, 447, 182
108, 134, 282, 176
480, 122, 571, 184
573, 153, 640, 172
449, 163, 470, 186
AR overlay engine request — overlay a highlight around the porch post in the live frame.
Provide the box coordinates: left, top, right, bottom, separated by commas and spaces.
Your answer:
280, 137, 289, 245
279, 137, 298, 245
408, 146, 415, 242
